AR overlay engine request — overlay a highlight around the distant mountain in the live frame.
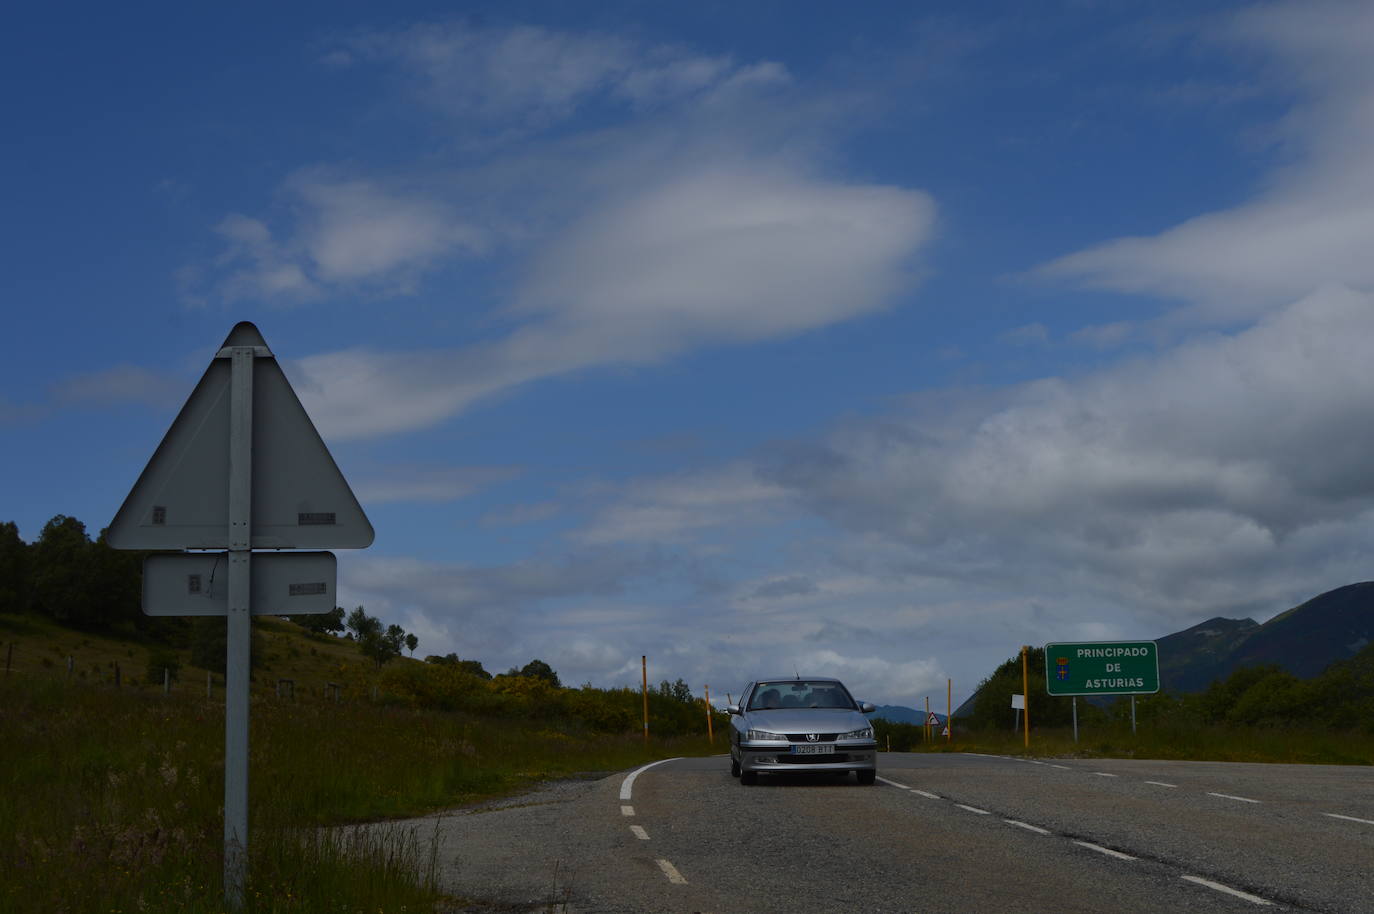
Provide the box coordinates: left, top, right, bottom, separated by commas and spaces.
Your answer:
957, 582, 1374, 712
1157, 616, 1260, 693
1160, 582, 1374, 691
870, 704, 943, 725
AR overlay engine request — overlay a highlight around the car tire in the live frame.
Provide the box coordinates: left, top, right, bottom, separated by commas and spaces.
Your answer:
856, 770, 876, 785
730, 757, 741, 778
741, 771, 758, 786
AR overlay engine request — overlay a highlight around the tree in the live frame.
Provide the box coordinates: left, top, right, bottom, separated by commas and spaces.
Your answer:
292, 605, 345, 636
28, 515, 101, 627
519, 659, 561, 687
423, 653, 491, 678
404, 632, 418, 656
0, 521, 29, 615
346, 606, 380, 639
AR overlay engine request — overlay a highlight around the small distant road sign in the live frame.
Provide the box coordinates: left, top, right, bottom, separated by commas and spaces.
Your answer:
1044, 641, 1160, 696
926, 712, 940, 726
1010, 693, 1025, 710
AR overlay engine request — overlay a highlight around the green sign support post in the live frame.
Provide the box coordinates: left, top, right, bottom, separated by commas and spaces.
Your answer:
1044, 641, 1160, 742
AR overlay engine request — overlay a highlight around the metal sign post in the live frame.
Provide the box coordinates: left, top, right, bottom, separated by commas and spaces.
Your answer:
224, 344, 253, 907
108, 323, 373, 910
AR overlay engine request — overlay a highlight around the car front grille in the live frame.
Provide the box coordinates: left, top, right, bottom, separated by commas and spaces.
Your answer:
776, 753, 854, 764
785, 733, 839, 741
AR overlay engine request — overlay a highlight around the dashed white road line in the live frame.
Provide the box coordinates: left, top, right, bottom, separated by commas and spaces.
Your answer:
1093, 772, 1119, 778
619, 757, 682, 801
656, 859, 688, 885
629, 825, 649, 840
1324, 812, 1374, 826
1004, 819, 1050, 835
1181, 875, 1273, 906
1074, 841, 1136, 861
876, 776, 910, 789
1144, 781, 1177, 788
620, 805, 635, 816
1049, 764, 1071, 770
1208, 792, 1261, 804
955, 804, 991, 815
912, 789, 942, 799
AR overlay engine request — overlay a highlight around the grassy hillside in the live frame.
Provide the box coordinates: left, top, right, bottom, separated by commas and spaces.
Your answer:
0, 613, 721, 913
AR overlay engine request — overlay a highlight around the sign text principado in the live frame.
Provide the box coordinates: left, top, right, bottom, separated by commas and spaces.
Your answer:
1044, 641, 1160, 697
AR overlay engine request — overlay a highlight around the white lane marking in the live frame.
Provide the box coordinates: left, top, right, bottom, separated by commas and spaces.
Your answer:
1324, 812, 1374, 825
1074, 841, 1136, 861
619, 757, 682, 801
912, 789, 942, 799
955, 804, 991, 815
656, 859, 687, 885
1181, 875, 1273, 906
621, 805, 635, 816
630, 825, 649, 840
1208, 792, 1261, 804
1049, 764, 1071, 770
1093, 772, 1119, 778
1028, 760, 1048, 766
1004, 819, 1050, 835
1145, 781, 1177, 788
876, 776, 910, 789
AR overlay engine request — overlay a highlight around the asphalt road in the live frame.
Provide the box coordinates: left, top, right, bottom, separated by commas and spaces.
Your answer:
385, 753, 1374, 913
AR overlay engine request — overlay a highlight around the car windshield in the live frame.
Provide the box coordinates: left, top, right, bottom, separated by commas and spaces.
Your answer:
748, 681, 854, 710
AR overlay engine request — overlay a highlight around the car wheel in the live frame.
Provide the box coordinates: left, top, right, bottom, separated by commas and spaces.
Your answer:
856, 770, 876, 785
730, 757, 741, 778
741, 770, 758, 786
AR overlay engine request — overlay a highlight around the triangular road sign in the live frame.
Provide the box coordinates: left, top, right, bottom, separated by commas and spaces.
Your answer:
108, 322, 373, 550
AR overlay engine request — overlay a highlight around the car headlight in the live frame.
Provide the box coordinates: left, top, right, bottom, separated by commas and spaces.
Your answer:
839, 726, 874, 739
746, 728, 788, 741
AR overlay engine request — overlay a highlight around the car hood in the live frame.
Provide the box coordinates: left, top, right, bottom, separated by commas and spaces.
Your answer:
743, 708, 869, 734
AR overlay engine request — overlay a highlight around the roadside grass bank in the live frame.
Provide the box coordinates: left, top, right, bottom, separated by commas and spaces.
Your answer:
0, 673, 718, 913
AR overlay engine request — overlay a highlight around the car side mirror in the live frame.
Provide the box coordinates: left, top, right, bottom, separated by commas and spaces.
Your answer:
859, 702, 875, 713
726, 704, 741, 715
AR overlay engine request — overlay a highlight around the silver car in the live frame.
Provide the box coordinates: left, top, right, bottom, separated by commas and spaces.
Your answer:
727, 677, 878, 785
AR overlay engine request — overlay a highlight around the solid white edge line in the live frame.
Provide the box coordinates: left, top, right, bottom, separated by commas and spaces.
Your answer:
630, 825, 649, 840
620, 757, 683, 801
1207, 792, 1261, 804
656, 859, 688, 885
621, 805, 635, 816
1073, 841, 1136, 861
955, 804, 991, 815
1049, 764, 1071, 770
1324, 812, 1374, 825
876, 776, 910, 789
1181, 875, 1273, 906
1144, 781, 1177, 788
912, 789, 942, 799
1004, 819, 1050, 835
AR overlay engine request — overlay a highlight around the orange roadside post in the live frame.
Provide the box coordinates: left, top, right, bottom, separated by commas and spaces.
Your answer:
705, 684, 714, 744
1021, 645, 1031, 749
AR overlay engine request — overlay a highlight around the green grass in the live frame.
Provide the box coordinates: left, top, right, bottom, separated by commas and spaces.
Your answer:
0, 672, 717, 913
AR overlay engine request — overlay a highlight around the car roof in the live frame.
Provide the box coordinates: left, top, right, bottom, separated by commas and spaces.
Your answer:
752, 676, 845, 685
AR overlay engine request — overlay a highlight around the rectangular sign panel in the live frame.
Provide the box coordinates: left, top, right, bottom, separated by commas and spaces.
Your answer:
1044, 641, 1160, 696
143, 552, 337, 616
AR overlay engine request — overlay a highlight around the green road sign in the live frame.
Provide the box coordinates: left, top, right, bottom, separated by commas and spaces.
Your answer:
1044, 641, 1160, 696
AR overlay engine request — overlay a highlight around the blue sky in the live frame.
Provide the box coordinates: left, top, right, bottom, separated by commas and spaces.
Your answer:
7, 1, 1374, 706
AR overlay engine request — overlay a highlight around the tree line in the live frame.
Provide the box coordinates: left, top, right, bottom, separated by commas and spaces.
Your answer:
963, 644, 1374, 733
0, 515, 416, 670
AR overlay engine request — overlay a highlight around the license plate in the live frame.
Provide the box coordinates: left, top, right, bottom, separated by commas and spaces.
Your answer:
791, 744, 834, 755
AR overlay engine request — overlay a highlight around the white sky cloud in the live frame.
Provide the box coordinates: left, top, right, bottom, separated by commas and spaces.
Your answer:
1041, 1, 1374, 322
